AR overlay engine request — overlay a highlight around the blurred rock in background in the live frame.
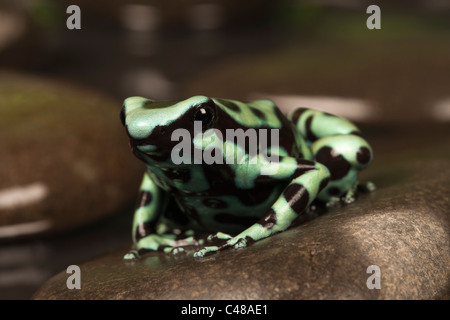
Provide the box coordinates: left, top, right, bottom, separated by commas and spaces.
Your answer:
0, 72, 143, 238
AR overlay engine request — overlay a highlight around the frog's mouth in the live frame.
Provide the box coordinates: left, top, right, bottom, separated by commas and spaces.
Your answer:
130, 141, 173, 162
136, 144, 158, 153
132, 143, 164, 158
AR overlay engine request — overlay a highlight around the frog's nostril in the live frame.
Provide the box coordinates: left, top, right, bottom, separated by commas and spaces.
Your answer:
120, 108, 126, 126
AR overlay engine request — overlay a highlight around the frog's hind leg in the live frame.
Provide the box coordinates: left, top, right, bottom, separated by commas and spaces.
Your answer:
311, 134, 373, 203
288, 107, 361, 143
288, 107, 374, 204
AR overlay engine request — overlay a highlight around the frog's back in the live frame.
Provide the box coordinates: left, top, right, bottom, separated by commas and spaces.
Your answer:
212, 98, 303, 159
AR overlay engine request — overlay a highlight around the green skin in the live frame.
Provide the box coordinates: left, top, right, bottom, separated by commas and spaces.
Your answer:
120, 96, 374, 258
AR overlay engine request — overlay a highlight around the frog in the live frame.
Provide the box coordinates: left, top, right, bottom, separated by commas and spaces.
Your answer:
120, 95, 374, 259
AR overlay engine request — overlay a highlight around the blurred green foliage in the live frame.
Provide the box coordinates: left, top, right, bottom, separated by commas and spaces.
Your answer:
273, 0, 324, 30
27, 0, 63, 30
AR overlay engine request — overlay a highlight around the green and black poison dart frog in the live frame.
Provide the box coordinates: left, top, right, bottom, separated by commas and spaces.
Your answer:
120, 96, 375, 259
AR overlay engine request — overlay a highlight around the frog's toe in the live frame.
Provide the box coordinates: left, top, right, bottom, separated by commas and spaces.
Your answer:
169, 247, 186, 255
343, 189, 357, 204
207, 232, 233, 242
123, 250, 140, 260
232, 238, 247, 249
343, 194, 356, 204
326, 197, 341, 208
360, 181, 376, 192
193, 246, 220, 257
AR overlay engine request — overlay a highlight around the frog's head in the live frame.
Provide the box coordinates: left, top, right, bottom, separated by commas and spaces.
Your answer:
120, 95, 218, 162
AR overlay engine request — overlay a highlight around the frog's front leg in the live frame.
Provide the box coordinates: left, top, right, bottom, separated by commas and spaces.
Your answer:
124, 171, 172, 259
194, 159, 330, 257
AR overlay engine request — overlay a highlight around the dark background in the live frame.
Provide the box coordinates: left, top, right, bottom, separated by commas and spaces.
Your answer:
0, 0, 449, 299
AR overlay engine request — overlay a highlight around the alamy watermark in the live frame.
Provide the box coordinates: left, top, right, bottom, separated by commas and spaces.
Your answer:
171, 121, 281, 175
66, 265, 81, 289
66, 5, 81, 30
65, 263, 382, 291
66, 5, 380, 31
366, 265, 381, 289
366, 5, 381, 30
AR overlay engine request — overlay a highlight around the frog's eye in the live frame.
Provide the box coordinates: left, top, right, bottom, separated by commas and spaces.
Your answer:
194, 103, 215, 128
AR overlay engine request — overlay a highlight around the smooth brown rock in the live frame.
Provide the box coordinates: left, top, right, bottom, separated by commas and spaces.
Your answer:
0, 72, 143, 239
32, 136, 450, 299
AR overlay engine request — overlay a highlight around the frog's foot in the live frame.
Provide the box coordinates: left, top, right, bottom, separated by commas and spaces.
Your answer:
123, 232, 200, 260
124, 250, 140, 260
206, 231, 233, 242
325, 196, 341, 208
194, 237, 246, 257
166, 247, 186, 255
193, 246, 220, 257
358, 181, 376, 193
343, 181, 376, 205
343, 188, 357, 204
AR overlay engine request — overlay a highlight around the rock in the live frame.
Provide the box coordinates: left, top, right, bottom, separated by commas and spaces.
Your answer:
0, 7, 37, 69
0, 72, 143, 239
32, 126, 450, 299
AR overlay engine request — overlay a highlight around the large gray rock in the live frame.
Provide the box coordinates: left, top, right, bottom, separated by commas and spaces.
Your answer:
0, 72, 143, 239
32, 128, 450, 299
